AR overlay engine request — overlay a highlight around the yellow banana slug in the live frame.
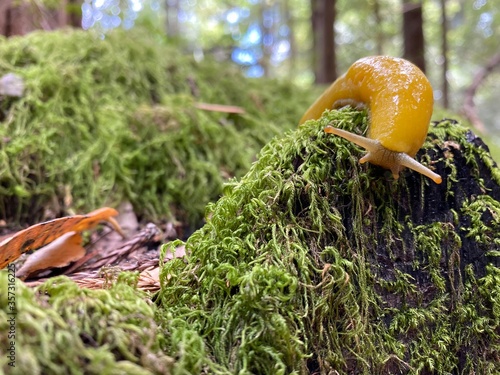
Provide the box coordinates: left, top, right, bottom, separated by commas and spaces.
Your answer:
300, 56, 442, 184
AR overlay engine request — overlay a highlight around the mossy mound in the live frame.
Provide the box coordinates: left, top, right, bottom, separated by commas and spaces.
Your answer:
157, 110, 500, 374
0, 28, 313, 227
0, 270, 173, 374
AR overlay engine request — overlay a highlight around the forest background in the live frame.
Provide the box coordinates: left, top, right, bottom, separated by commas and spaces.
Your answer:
1, 0, 499, 141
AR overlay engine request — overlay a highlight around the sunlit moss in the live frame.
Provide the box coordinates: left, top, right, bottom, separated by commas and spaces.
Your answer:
0, 28, 313, 226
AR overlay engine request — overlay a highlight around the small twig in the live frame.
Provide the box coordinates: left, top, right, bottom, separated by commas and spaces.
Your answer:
194, 102, 246, 114
31, 0, 52, 31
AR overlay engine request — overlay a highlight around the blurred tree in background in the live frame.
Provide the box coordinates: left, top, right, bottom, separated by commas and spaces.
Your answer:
311, 0, 336, 84
402, 0, 426, 73
0, 0, 80, 35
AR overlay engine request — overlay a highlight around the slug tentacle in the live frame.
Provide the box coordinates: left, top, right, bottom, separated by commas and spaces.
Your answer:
396, 153, 442, 184
325, 125, 442, 184
324, 126, 380, 154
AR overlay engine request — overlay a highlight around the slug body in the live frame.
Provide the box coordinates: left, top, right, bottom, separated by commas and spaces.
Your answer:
300, 56, 442, 184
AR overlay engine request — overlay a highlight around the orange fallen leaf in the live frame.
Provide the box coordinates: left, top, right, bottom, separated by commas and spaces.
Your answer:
16, 231, 85, 280
0, 207, 124, 269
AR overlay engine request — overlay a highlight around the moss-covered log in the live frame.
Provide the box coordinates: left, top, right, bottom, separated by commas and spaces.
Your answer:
158, 111, 500, 374
0, 28, 313, 227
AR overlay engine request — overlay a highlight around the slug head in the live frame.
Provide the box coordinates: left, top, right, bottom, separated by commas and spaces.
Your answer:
325, 126, 442, 184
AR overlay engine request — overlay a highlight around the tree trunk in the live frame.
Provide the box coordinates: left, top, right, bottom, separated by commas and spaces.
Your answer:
0, 0, 9, 35
373, 0, 384, 55
440, 0, 450, 108
67, 0, 82, 27
311, 0, 337, 84
258, 2, 272, 78
165, 0, 180, 37
284, 0, 297, 78
0, 0, 35, 36
0, 0, 82, 37
402, 0, 426, 73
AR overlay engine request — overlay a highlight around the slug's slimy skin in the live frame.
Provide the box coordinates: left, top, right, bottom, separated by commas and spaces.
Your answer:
300, 56, 442, 184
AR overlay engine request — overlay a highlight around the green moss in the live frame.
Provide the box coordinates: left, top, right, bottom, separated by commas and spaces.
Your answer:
0, 28, 314, 226
157, 111, 500, 374
0, 271, 173, 374
461, 195, 500, 246
2, 110, 499, 373
410, 222, 462, 292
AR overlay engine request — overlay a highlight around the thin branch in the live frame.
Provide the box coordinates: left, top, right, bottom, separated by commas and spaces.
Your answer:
462, 52, 500, 134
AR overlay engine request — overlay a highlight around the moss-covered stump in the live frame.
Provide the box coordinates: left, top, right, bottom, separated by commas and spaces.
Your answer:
158, 110, 500, 374
0, 28, 313, 228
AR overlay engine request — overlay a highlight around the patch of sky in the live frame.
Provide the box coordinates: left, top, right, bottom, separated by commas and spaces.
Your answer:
476, 12, 493, 37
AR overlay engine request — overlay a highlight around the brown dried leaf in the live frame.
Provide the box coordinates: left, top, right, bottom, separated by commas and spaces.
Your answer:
0, 207, 123, 269
16, 232, 85, 280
